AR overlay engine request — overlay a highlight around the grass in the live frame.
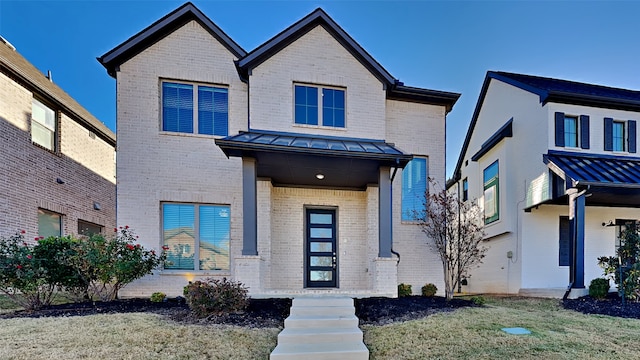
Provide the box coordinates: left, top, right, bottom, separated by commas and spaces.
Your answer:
2, 295, 640, 359
363, 296, 640, 359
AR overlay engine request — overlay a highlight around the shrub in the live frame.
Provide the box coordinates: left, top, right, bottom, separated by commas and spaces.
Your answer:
470, 295, 485, 306
421, 283, 438, 297
599, 228, 640, 301
150, 292, 166, 303
589, 278, 610, 299
32, 236, 86, 298
0, 232, 55, 310
183, 278, 248, 317
398, 283, 412, 297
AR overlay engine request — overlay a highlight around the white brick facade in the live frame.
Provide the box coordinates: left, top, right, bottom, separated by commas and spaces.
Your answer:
109, 7, 452, 298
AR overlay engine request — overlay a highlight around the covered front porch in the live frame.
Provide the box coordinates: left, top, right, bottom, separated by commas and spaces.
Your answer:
544, 150, 640, 296
215, 130, 411, 297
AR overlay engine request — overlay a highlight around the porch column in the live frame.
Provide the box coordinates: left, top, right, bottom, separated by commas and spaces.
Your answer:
568, 188, 586, 289
242, 157, 258, 256
379, 166, 392, 257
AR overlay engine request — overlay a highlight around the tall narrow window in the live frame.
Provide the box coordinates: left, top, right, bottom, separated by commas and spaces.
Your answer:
564, 116, 578, 147
559, 216, 570, 266
162, 81, 228, 136
162, 203, 230, 271
462, 178, 469, 202
294, 84, 345, 128
401, 158, 427, 221
38, 209, 62, 237
483, 161, 499, 224
32, 99, 57, 151
613, 121, 625, 151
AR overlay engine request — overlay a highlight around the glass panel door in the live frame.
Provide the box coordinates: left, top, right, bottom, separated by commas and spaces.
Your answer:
306, 209, 337, 288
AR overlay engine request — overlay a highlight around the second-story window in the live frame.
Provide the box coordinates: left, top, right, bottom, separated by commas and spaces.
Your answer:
294, 84, 345, 128
462, 178, 468, 202
554, 112, 589, 149
31, 98, 57, 151
564, 116, 578, 147
604, 117, 636, 153
162, 81, 228, 136
483, 160, 499, 224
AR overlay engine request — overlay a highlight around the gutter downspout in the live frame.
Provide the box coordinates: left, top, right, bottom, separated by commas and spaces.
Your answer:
390, 160, 401, 263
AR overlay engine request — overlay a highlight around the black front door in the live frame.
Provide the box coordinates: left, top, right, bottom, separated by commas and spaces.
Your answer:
305, 209, 337, 288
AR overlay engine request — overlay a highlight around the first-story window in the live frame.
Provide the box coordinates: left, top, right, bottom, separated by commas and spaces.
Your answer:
38, 209, 62, 237
162, 203, 230, 271
401, 157, 427, 221
483, 160, 499, 224
294, 84, 345, 128
32, 98, 57, 151
162, 81, 228, 136
78, 220, 103, 236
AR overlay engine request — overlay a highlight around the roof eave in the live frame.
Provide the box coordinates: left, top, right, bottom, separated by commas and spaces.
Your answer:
544, 91, 640, 112
387, 85, 460, 113
98, 2, 246, 78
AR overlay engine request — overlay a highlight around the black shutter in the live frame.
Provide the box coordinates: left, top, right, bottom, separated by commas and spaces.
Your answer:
604, 117, 614, 151
559, 216, 570, 266
629, 120, 637, 153
579, 115, 590, 149
554, 112, 565, 147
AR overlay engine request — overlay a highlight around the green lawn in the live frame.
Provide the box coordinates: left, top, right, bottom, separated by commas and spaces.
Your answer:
1, 296, 639, 359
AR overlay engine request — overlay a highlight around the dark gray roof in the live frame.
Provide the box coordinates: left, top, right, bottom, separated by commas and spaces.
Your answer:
216, 130, 411, 162
98, 3, 459, 112
98, 2, 246, 78
545, 150, 640, 188
0, 40, 115, 145
448, 71, 640, 187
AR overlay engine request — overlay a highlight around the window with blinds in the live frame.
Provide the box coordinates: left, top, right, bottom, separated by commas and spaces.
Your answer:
162, 81, 228, 136
401, 157, 427, 221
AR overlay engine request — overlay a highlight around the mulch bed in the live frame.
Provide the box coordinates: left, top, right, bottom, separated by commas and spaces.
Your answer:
562, 293, 640, 319
355, 296, 474, 325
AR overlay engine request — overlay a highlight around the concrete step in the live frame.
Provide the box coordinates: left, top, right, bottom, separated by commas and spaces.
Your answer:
277, 326, 363, 344
289, 305, 355, 317
284, 314, 360, 329
292, 297, 354, 308
270, 341, 369, 360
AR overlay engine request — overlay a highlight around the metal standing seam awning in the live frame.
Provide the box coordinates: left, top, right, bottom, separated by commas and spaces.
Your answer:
215, 130, 413, 189
544, 150, 640, 207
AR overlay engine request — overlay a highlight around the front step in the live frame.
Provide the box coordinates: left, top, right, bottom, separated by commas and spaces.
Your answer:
270, 296, 369, 360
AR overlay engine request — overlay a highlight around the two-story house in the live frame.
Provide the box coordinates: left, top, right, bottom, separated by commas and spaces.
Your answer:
448, 71, 640, 298
98, 2, 459, 298
0, 37, 116, 240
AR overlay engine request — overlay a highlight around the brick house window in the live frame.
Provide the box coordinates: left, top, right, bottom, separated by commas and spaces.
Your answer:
161, 81, 228, 136
38, 209, 62, 237
31, 98, 57, 151
78, 220, 103, 236
162, 203, 230, 271
401, 157, 427, 221
294, 84, 345, 128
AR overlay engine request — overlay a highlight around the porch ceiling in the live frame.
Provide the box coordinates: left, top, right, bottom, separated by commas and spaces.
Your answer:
216, 130, 412, 189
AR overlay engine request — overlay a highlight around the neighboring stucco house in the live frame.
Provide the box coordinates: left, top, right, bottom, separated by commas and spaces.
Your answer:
98, 2, 459, 298
448, 71, 640, 298
0, 37, 116, 240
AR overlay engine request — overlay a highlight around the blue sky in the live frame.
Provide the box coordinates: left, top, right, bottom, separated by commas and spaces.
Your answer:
2, 0, 640, 177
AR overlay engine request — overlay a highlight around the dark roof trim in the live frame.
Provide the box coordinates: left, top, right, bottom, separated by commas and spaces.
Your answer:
98, 2, 246, 78
544, 150, 640, 189
387, 85, 460, 113
237, 8, 395, 86
471, 118, 513, 161
0, 44, 115, 145
544, 91, 640, 113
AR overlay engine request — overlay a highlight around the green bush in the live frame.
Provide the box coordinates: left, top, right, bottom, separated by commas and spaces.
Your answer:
599, 228, 640, 300
398, 283, 412, 297
421, 283, 438, 297
0, 232, 55, 310
150, 292, 166, 303
470, 296, 485, 306
589, 278, 610, 299
183, 278, 248, 318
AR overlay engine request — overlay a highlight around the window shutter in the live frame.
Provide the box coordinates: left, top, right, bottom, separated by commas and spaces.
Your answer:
579, 115, 590, 149
629, 120, 637, 153
554, 112, 565, 147
604, 117, 614, 151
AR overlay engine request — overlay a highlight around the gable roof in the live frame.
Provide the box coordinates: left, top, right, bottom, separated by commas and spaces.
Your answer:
98, 3, 459, 112
0, 39, 115, 146
448, 71, 640, 187
98, 2, 246, 77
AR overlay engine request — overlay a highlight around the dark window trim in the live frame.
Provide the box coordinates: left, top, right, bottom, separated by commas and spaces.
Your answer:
293, 83, 346, 129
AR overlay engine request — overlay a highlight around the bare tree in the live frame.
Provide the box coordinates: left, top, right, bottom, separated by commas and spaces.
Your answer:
414, 179, 486, 300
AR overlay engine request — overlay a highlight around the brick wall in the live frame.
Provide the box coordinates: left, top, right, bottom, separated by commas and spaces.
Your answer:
0, 71, 115, 241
